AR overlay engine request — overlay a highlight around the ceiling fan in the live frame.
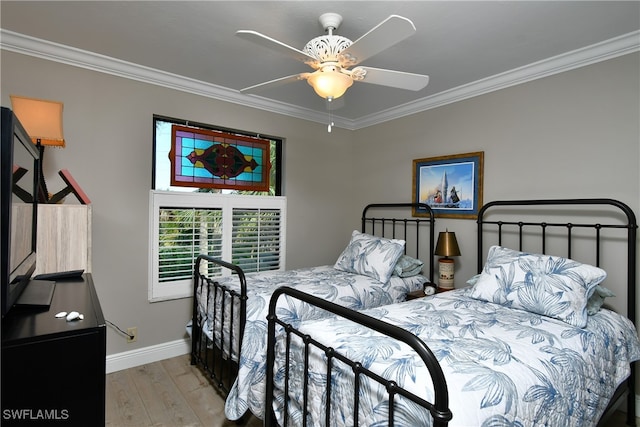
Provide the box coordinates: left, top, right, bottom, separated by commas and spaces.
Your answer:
236, 13, 430, 101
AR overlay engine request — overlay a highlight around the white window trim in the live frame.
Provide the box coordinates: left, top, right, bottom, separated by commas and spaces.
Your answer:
148, 190, 287, 302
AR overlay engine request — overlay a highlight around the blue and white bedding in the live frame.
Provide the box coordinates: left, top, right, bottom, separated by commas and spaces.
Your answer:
196, 265, 426, 356
197, 265, 428, 420
272, 288, 640, 426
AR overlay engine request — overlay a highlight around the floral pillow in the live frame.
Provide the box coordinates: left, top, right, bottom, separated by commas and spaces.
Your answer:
469, 246, 607, 327
334, 230, 406, 283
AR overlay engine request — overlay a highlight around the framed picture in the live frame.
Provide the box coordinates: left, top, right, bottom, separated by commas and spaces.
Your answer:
412, 151, 484, 219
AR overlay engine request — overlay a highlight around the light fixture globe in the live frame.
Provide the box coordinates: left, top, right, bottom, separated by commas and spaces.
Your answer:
307, 68, 353, 99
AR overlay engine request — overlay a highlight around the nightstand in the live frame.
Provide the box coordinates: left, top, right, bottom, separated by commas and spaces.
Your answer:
406, 289, 427, 300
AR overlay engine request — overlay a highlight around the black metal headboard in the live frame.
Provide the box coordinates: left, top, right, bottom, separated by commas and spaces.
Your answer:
361, 203, 435, 283
476, 198, 638, 425
477, 198, 637, 316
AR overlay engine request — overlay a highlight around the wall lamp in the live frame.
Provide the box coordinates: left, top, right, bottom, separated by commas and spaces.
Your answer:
10, 96, 90, 205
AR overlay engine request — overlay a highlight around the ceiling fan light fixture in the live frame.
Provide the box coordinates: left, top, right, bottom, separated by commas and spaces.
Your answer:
237, 14, 429, 101
307, 69, 353, 99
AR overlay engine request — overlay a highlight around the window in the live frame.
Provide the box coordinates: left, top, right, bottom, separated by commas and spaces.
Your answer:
149, 116, 285, 301
149, 192, 286, 301
170, 125, 271, 192
153, 116, 281, 194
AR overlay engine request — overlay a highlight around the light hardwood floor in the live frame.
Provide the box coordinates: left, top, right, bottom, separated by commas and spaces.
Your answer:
106, 354, 260, 426
107, 354, 636, 426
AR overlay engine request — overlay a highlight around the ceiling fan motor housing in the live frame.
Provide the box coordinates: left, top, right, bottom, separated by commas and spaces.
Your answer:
303, 35, 352, 63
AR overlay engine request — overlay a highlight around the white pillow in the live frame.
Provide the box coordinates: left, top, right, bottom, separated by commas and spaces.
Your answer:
334, 230, 405, 283
469, 246, 606, 327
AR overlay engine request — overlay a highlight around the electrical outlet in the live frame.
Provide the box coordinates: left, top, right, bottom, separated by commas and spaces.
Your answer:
127, 327, 137, 343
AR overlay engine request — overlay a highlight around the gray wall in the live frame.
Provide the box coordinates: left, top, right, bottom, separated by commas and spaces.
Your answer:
351, 53, 640, 315
1, 50, 638, 356
1, 50, 355, 355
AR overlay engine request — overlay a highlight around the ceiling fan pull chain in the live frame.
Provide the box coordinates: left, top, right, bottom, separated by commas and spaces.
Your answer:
327, 98, 334, 133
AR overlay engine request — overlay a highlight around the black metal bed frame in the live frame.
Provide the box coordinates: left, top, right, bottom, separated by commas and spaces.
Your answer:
361, 203, 435, 283
265, 286, 453, 427
191, 256, 247, 396
264, 198, 637, 427
190, 202, 435, 399
477, 198, 637, 426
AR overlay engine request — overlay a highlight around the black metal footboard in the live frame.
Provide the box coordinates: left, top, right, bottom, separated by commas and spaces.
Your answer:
265, 286, 452, 427
190, 255, 247, 396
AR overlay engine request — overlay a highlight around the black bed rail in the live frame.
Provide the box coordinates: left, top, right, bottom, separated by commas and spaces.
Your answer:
477, 198, 638, 426
362, 203, 435, 283
265, 286, 452, 427
191, 255, 248, 395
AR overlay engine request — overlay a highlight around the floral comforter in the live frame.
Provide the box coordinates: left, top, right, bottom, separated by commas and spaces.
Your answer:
194, 265, 427, 420
272, 288, 640, 426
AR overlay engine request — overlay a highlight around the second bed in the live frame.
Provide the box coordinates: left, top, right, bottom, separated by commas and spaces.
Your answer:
190, 202, 436, 420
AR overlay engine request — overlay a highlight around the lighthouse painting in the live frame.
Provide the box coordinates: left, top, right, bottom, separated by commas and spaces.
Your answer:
412, 152, 484, 219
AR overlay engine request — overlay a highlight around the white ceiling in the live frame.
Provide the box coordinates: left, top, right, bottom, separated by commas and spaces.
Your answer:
1, 1, 639, 130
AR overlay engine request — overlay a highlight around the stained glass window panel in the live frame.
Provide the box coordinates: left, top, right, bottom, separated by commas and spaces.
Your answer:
170, 125, 270, 191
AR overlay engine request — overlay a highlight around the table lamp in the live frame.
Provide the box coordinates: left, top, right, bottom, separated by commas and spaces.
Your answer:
434, 230, 461, 290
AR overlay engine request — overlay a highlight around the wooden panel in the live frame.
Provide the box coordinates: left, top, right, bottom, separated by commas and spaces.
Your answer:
35, 204, 91, 274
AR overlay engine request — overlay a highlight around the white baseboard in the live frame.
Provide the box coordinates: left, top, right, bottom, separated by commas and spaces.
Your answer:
106, 338, 190, 373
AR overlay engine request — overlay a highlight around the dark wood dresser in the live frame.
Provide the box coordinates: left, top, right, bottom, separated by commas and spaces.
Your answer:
1, 274, 105, 426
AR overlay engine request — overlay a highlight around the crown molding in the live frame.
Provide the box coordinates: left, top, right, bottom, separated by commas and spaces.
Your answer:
355, 30, 640, 129
1, 29, 638, 130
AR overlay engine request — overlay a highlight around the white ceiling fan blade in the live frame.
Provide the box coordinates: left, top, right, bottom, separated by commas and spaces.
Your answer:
339, 15, 416, 67
357, 66, 429, 91
236, 30, 319, 68
240, 73, 311, 94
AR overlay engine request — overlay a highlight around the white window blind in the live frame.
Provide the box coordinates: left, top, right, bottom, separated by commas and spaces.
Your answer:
149, 191, 286, 301
232, 208, 282, 273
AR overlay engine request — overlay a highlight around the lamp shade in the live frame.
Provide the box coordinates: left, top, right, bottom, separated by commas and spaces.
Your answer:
435, 230, 461, 257
10, 95, 65, 147
307, 69, 353, 99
